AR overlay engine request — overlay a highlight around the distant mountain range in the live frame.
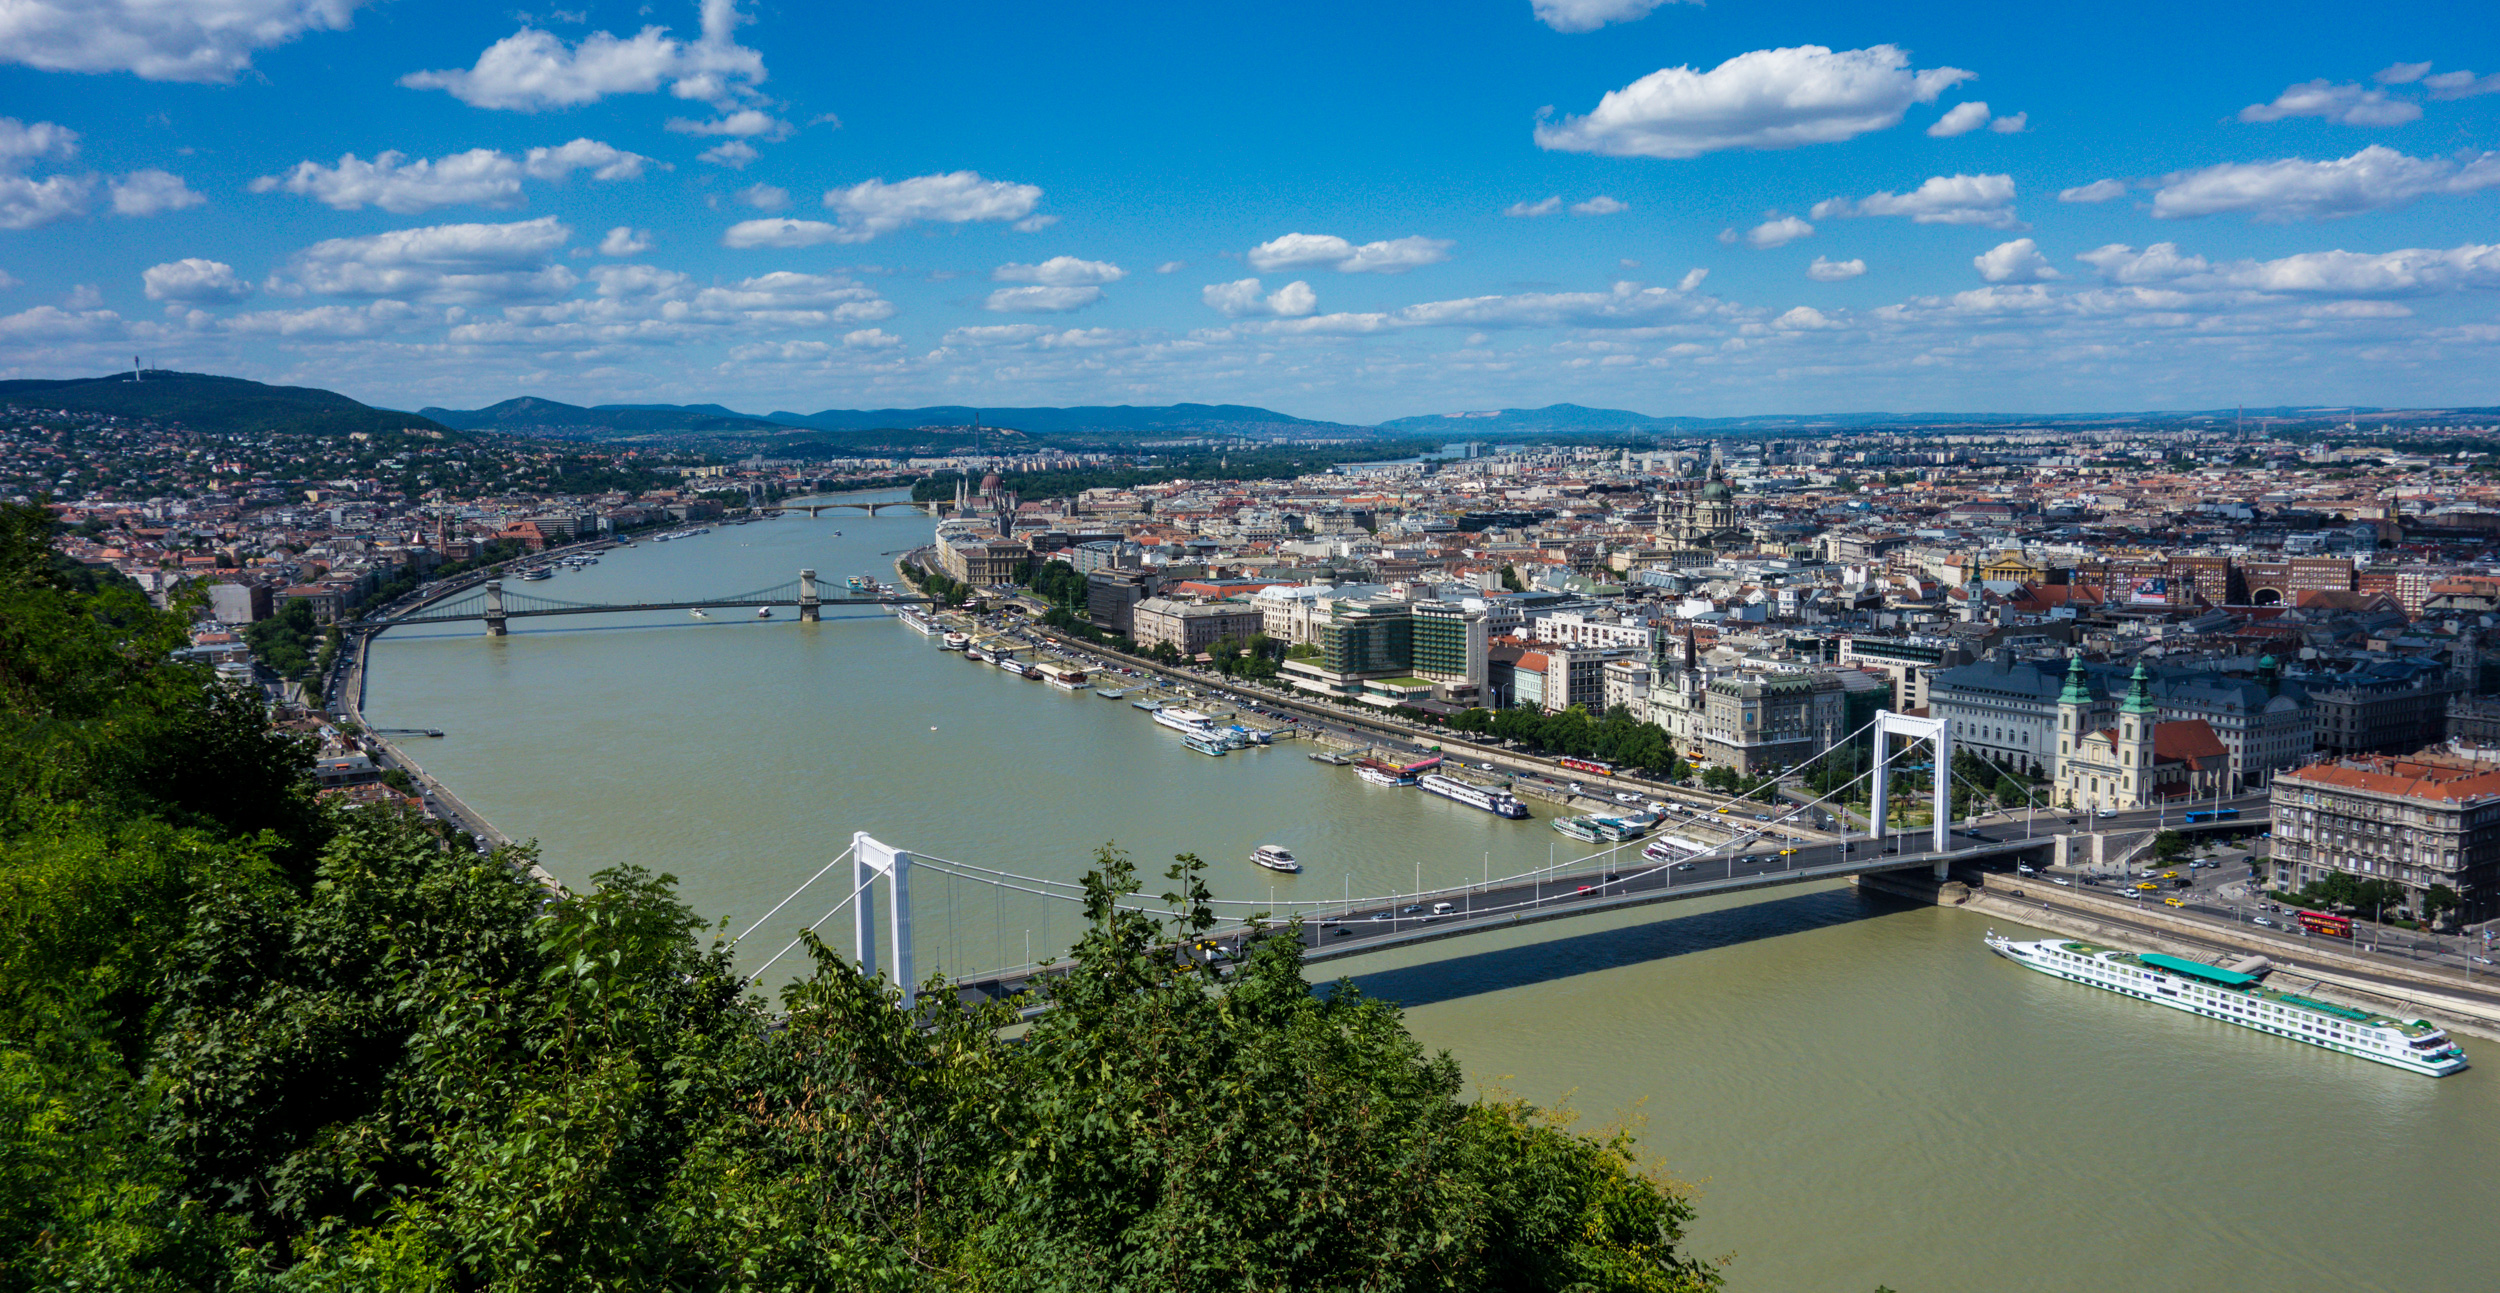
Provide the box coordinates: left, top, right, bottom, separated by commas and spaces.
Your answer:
413, 396, 1371, 440
0, 371, 453, 439
1376, 404, 1705, 435
757, 402, 1361, 435
418, 397, 785, 434
10, 370, 2473, 450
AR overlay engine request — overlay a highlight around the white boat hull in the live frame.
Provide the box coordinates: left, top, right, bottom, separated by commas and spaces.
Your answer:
1987, 933, 2467, 1077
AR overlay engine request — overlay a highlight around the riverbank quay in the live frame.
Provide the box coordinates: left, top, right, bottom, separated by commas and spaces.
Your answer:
1859, 870, 2500, 1042
991, 606, 1839, 837
329, 544, 619, 896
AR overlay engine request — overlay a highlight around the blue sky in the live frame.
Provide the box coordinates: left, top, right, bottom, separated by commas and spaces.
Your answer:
2, 0, 2495, 422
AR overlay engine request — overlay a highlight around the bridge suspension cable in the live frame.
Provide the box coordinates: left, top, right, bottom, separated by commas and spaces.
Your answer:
743, 713, 1960, 991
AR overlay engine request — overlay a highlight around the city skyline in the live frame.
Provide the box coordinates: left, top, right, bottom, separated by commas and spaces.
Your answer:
2, 0, 2496, 421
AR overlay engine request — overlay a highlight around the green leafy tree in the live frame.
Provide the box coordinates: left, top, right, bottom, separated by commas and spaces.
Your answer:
0, 500, 1731, 1292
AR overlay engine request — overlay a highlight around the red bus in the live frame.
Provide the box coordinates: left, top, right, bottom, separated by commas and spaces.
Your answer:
2296, 910, 2353, 938
1557, 757, 1617, 777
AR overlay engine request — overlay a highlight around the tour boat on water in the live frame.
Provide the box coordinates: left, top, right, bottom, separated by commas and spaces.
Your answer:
518, 567, 552, 581
1552, 817, 1604, 843
941, 631, 969, 651
1183, 732, 1230, 757
755, 606, 773, 619
1417, 773, 1530, 819
1985, 931, 2467, 1076
1153, 706, 1216, 735
1251, 845, 1302, 874
690, 608, 709, 619
1354, 758, 1414, 787
895, 606, 938, 635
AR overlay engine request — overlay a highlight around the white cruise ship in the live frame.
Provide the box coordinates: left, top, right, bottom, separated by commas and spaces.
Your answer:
1151, 706, 1216, 735
894, 606, 938, 635
1986, 932, 2467, 1077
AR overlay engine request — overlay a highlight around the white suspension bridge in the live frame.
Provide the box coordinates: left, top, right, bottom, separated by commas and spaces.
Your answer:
722, 711, 2261, 1009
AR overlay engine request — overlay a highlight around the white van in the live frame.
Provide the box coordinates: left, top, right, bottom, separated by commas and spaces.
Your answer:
1430, 901, 1454, 916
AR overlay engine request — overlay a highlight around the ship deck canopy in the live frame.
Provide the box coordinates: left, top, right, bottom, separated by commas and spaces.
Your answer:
2137, 952, 2260, 988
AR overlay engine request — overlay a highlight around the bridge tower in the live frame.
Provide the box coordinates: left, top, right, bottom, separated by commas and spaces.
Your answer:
1868, 709, 1953, 877
799, 568, 820, 622
852, 833, 916, 1007
484, 580, 507, 637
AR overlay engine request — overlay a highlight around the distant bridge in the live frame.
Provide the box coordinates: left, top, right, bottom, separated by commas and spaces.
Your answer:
756, 500, 937, 517
358, 569, 931, 636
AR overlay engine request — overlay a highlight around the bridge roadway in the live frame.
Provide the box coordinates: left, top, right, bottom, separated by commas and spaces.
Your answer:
945, 799, 2270, 1006
948, 829, 2053, 1006
754, 501, 934, 516
360, 594, 931, 629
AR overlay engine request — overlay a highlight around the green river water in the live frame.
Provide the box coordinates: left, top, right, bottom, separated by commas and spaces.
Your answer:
362, 493, 2500, 1292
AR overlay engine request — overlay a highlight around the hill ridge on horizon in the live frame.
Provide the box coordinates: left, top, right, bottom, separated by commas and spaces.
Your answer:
7, 371, 2482, 444
0, 370, 454, 439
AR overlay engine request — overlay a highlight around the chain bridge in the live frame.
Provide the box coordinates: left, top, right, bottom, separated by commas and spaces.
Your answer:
358, 568, 931, 635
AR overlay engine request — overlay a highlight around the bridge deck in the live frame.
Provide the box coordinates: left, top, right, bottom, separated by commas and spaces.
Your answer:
364, 595, 929, 628
947, 831, 2060, 1004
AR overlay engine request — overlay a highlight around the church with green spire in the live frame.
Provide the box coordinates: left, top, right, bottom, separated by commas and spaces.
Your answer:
2054, 655, 2232, 812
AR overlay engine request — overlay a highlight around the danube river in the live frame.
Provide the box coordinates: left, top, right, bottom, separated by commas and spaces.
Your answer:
365, 492, 2500, 1292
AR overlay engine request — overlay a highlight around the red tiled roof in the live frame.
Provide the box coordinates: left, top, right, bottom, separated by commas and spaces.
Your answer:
2153, 719, 2228, 768
2279, 758, 2500, 803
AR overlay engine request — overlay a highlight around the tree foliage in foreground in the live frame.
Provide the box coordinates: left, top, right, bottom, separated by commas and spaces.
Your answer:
0, 499, 1721, 1291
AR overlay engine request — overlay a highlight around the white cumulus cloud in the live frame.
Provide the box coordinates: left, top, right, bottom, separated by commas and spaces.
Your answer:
142, 257, 250, 303
1535, 44, 1974, 159
274, 215, 575, 304
1973, 238, 2061, 283
0, 174, 92, 229
401, 0, 764, 110
664, 108, 791, 138
818, 171, 1043, 242
1202, 278, 1317, 318
1772, 305, 1844, 330
2058, 178, 2128, 203
984, 284, 1103, 313
0, 118, 77, 170
992, 256, 1125, 286
1807, 256, 1866, 281
2426, 70, 2500, 100
721, 218, 841, 249
1814, 173, 2020, 228
2377, 61, 2433, 85
699, 141, 757, 168
1571, 195, 1628, 216
1724, 215, 1813, 249
1530, 0, 1683, 33
1989, 111, 2028, 133
0, 0, 367, 82
2078, 241, 2500, 295
251, 140, 651, 213
1506, 196, 1562, 217
1929, 101, 1991, 137
1246, 232, 1452, 274
109, 169, 204, 216
598, 226, 651, 255
2151, 146, 2500, 220
735, 183, 787, 210
2239, 80, 2422, 126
